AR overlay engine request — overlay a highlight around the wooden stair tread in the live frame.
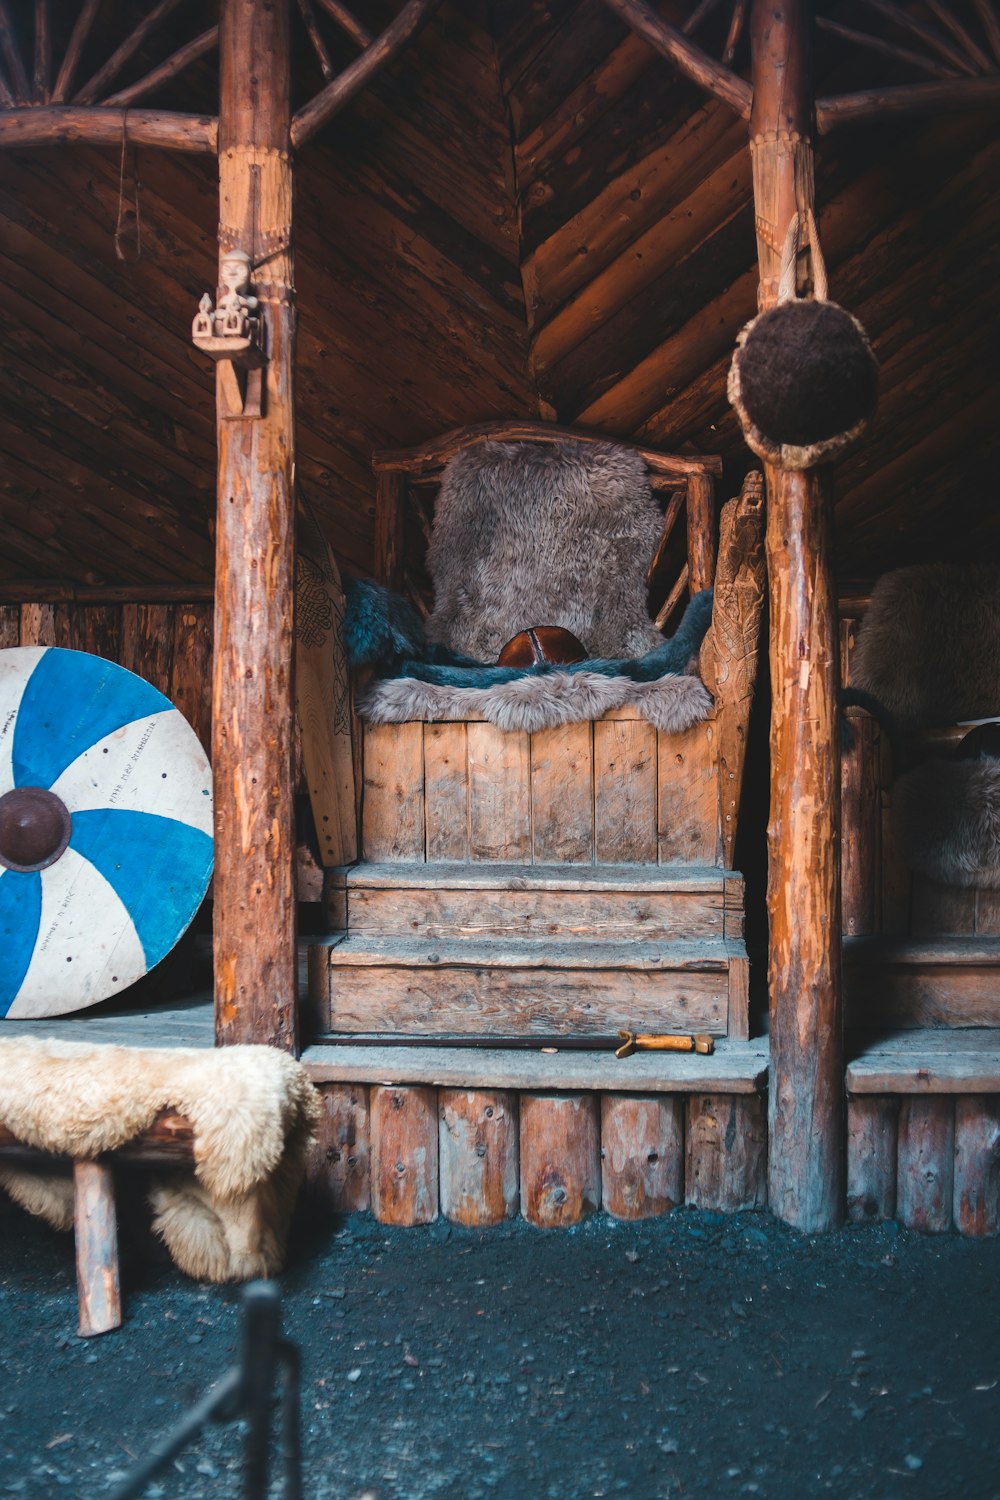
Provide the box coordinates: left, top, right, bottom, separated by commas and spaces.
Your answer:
313, 934, 743, 970
302, 1037, 768, 1095
331, 861, 737, 893
844, 936, 1000, 966
847, 1028, 1000, 1095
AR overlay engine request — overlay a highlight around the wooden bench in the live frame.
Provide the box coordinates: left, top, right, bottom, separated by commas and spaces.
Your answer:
846, 1030, 1000, 1236
0, 1112, 195, 1335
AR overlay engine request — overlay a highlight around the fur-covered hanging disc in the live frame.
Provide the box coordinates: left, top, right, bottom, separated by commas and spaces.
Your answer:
728, 210, 878, 470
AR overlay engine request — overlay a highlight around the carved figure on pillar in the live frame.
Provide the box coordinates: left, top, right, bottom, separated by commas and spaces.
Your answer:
192, 249, 262, 356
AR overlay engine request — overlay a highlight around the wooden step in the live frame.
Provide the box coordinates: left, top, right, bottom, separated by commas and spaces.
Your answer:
847, 1027, 1000, 1095
845, 1029, 1000, 1238
844, 936, 1000, 1029
301, 1036, 768, 1093
327, 861, 743, 942
310, 934, 747, 1038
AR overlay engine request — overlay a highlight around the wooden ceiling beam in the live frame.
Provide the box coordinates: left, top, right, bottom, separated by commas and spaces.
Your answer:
598, 0, 752, 119
104, 26, 219, 108
971, 0, 1000, 68
33, 0, 50, 102
816, 16, 960, 80
856, 0, 980, 76
923, 0, 994, 72
314, 0, 373, 51
291, 0, 442, 148
52, 0, 102, 103
0, 106, 217, 152
817, 76, 1000, 132
0, 2, 29, 102
73, 0, 184, 103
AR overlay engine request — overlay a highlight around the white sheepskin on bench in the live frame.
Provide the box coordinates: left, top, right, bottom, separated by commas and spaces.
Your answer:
0, 1038, 320, 1283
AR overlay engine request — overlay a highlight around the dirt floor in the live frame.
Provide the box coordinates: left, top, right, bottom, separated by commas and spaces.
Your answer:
2, 1196, 999, 1500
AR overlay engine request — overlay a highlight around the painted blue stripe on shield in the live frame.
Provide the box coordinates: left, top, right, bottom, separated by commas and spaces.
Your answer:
69, 810, 213, 969
12, 649, 170, 792
0, 869, 42, 1016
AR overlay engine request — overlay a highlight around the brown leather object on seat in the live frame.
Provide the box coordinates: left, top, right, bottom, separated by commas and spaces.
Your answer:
498, 626, 587, 668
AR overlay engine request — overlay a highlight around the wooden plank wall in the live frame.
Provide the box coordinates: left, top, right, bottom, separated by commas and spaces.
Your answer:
0, 598, 212, 752
492, 0, 1000, 578
0, 3, 536, 589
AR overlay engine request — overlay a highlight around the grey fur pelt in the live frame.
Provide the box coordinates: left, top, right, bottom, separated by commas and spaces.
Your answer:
851, 564, 1000, 729
359, 669, 713, 735
426, 440, 665, 661
893, 756, 1000, 889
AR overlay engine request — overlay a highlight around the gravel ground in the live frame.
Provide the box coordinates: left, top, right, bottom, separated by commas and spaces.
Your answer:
2, 1197, 999, 1500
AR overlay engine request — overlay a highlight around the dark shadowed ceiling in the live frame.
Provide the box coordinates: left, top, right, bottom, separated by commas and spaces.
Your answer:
0, 0, 997, 588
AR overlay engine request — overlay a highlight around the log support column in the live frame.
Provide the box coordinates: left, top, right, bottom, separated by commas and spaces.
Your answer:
213, 0, 297, 1048
751, 0, 844, 1229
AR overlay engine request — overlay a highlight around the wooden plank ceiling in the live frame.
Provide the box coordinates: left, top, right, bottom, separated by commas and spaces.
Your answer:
0, 0, 997, 588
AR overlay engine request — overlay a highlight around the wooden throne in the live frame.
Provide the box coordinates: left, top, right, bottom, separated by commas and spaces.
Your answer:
311, 423, 766, 1049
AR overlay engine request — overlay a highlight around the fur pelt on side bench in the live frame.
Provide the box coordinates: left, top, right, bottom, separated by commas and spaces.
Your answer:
894, 755, 1000, 889
0, 1039, 320, 1283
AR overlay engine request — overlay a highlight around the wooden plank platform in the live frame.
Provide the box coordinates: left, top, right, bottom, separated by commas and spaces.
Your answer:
302, 1037, 768, 1094
1, 992, 215, 1048
847, 1028, 1000, 1095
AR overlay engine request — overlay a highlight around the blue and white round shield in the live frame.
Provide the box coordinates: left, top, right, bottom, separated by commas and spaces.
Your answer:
0, 648, 213, 1018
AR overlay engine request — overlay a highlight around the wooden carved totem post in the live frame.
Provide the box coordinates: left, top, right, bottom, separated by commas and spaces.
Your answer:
750, 0, 844, 1229
213, 0, 298, 1049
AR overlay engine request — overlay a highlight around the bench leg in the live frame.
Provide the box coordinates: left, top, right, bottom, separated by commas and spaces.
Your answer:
74, 1161, 122, 1336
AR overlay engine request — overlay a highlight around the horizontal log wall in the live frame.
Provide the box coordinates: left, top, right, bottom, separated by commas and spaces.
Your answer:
306, 1081, 767, 1226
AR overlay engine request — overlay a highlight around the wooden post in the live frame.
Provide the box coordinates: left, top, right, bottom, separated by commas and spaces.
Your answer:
439, 1089, 519, 1226
520, 1095, 600, 1227
751, 0, 844, 1230
601, 1094, 684, 1219
74, 1161, 122, 1337
370, 1086, 439, 1225
213, 0, 298, 1049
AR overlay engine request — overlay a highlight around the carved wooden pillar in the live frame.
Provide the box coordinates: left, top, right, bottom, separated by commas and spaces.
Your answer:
213, 0, 298, 1049
751, 0, 844, 1229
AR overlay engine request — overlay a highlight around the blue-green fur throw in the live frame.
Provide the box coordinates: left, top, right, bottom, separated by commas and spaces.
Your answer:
343, 576, 716, 735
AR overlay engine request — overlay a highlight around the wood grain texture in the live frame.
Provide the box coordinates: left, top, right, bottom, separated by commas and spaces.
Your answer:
424, 722, 470, 861
438, 1088, 519, 1225
531, 722, 594, 863
212, 0, 297, 1051
306, 1083, 370, 1214
74, 1160, 121, 1337
520, 1093, 600, 1226
846, 1096, 899, 1223
342, 881, 726, 942
685, 1093, 767, 1212
370, 1085, 439, 1225
705, 475, 766, 870
657, 720, 720, 865
840, 708, 879, 938
303, 1036, 770, 1094
600, 1093, 683, 1219
594, 719, 657, 863
362, 722, 425, 860
953, 1096, 1000, 1237
897, 1096, 955, 1233
322, 937, 732, 1037
467, 723, 531, 863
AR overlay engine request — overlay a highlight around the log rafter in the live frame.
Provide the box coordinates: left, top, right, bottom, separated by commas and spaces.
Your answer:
598, 0, 1000, 133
